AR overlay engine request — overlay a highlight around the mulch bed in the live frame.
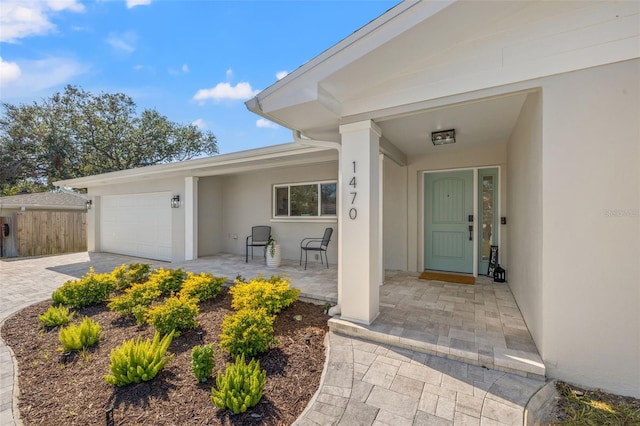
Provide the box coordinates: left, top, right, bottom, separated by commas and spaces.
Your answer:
1, 288, 329, 426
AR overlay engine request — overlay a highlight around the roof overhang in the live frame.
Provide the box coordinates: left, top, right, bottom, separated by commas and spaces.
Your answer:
246, 0, 640, 144
53, 142, 338, 189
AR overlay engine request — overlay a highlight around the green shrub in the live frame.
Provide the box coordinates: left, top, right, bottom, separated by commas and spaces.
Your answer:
110, 263, 151, 290
229, 275, 300, 315
179, 272, 225, 302
51, 267, 116, 308
39, 305, 74, 327
219, 308, 275, 357
58, 317, 101, 352
104, 331, 174, 386
191, 344, 215, 382
148, 267, 185, 296
107, 281, 161, 318
145, 296, 199, 336
211, 354, 266, 414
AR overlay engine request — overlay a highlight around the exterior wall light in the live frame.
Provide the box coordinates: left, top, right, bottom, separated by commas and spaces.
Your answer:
431, 129, 456, 145
86, 199, 92, 210
171, 195, 180, 208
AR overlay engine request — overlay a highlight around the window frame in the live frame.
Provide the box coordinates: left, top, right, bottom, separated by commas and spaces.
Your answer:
272, 180, 337, 221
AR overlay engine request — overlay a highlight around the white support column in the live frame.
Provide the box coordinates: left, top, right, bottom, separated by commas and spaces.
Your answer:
184, 176, 198, 261
338, 120, 381, 325
379, 153, 384, 286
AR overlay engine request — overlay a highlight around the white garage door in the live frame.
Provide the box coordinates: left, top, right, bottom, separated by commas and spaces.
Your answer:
101, 192, 172, 261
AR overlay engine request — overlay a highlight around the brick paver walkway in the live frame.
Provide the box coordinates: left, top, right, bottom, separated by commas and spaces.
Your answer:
1, 253, 546, 425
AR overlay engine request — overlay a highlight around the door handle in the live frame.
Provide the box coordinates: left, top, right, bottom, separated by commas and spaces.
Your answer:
468, 225, 473, 241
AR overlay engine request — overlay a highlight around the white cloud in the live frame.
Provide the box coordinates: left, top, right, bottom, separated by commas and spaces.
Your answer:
0, 56, 22, 86
256, 118, 279, 129
276, 71, 288, 80
192, 118, 207, 129
168, 63, 189, 75
0, 0, 84, 43
126, 0, 151, 8
225, 69, 233, 79
193, 82, 259, 103
106, 31, 137, 54
0, 56, 88, 98
46, 0, 85, 13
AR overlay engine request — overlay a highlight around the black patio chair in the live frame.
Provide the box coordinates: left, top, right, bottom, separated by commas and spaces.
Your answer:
246, 226, 272, 262
300, 227, 333, 270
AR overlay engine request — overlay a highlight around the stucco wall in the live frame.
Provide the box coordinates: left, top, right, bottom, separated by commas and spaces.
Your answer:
541, 60, 640, 397
406, 144, 508, 273
383, 156, 408, 271
198, 176, 224, 256
87, 176, 185, 262
219, 162, 339, 264
506, 91, 544, 350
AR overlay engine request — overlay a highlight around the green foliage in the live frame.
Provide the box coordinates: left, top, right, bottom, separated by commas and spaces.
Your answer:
51, 267, 116, 308
148, 267, 185, 296
179, 272, 225, 302
145, 296, 199, 336
39, 305, 74, 327
0, 85, 218, 194
211, 354, 266, 414
219, 308, 275, 357
58, 317, 100, 352
229, 274, 300, 315
555, 381, 640, 426
110, 263, 150, 290
191, 344, 215, 383
104, 331, 174, 387
107, 280, 161, 318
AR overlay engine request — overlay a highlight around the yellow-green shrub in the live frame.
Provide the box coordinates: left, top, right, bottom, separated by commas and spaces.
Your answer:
219, 308, 275, 357
110, 263, 151, 290
229, 275, 300, 315
58, 317, 100, 352
191, 343, 215, 383
145, 267, 185, 296
211, 354, 266, 414
145, 296, 199, 336
179, 272, 226, 302
104, 331, 174, 386
39, 305, 74, 327
51, 267, 116, 308
107, 281, 161, 320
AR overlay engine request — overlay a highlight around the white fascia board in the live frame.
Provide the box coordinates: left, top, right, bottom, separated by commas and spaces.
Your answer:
53, 143, 332, 189
246, 0, 454, 118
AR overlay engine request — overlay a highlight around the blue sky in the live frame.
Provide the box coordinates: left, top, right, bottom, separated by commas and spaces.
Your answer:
0, 0, 399, 154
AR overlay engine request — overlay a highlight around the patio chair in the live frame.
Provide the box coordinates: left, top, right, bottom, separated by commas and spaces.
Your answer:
300, 227, 333, 270
246, 226, 272, 263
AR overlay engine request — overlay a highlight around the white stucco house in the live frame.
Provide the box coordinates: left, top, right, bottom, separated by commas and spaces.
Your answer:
55, 1, 639, 398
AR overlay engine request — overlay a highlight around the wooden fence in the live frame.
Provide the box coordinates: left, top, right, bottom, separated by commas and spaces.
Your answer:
15, 210, 87, 257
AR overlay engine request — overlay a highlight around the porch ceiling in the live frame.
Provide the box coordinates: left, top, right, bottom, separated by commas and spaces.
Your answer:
375, 92, 528, 157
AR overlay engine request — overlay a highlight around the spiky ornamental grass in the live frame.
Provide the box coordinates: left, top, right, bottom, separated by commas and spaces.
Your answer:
104, 331, 174, 386
211, 354, 266, 414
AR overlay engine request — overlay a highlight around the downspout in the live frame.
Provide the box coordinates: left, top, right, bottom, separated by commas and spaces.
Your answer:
292, 130, 342, 316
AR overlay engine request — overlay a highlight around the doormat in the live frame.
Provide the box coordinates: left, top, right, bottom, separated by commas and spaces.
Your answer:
419, 271, 475, 285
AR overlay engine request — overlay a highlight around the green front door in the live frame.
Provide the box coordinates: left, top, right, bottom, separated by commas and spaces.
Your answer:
424, 170, 474, 273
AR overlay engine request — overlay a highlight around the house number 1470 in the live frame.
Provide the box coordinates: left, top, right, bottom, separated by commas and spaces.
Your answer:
349, 161, 357, 220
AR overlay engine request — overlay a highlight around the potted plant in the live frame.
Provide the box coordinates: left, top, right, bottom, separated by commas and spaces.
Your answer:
265, 237, 281, 268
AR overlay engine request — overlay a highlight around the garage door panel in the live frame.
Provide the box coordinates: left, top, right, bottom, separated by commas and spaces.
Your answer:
101, 193, 172, 261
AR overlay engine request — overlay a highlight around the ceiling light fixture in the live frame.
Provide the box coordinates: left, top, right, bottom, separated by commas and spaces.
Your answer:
431, 129, 456, 146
